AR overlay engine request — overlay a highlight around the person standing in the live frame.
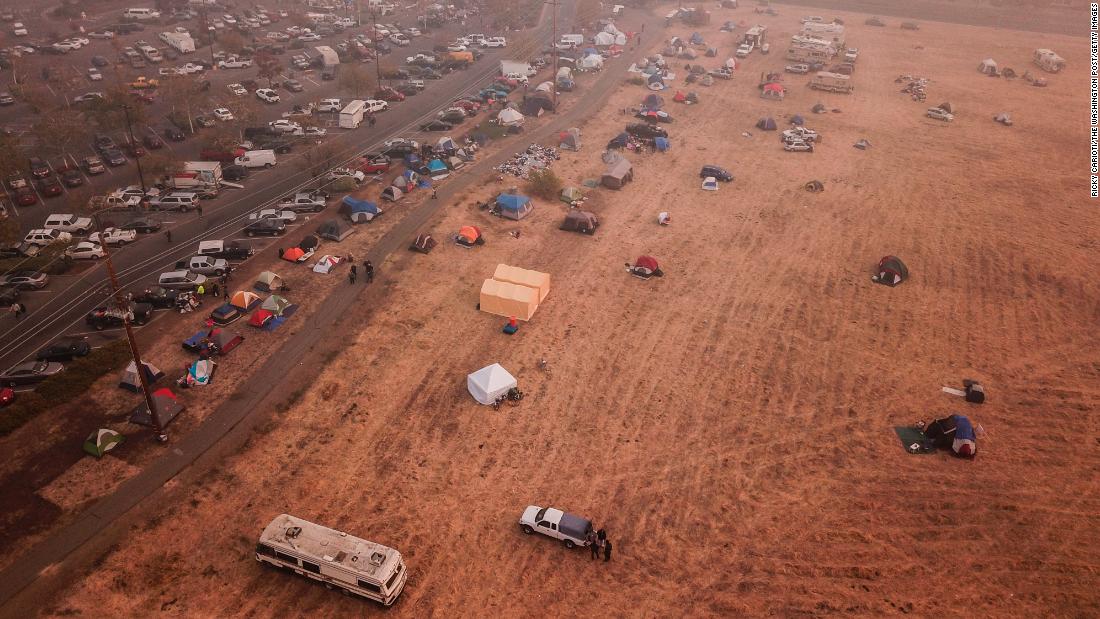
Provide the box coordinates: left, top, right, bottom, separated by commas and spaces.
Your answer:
349, 264, 357, 284
197, 204, 203, 217
164, 229, 172, 242
431, 187, 438, 199
603, 538, 613, 562
364, 260, 374, 283
587, 530, 599, 560
196, 283, 205, 297
9, 303, 22, 319
211, 282, 220, 298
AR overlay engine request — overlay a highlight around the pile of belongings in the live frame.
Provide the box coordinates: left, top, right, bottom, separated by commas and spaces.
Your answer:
853, 138, 872, 149
605, 132, 648, 151
672, 90, 699, 104
804, 180, 825, 192
897, 75, 929, 101
494, 144, 560, 178
175, 291, 200, 313
993, 113, 1013, 126
409, 233, 437, 253
919, 414, 979, 457
811, 102, 828, 114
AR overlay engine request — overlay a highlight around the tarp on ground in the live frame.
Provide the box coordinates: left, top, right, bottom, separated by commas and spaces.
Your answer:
128, 387, 184, 428
756, 117, 777, 130
496, 193, 533, 220
119, 360, 164, 392
229, 290, 261, 311
654, 137, 669, 151
254, 270, 284, 292
479, 279, 539, 321
317, 218, 354, 241
466, 363, 517, 405
83, 428, 124, 458
312, 255, 342, 274
497, 107, 524, 126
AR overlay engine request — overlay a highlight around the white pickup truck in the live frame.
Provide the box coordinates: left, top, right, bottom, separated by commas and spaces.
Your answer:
89, 194, 142, 210
518, 505, 593, 549
175, 255, 231, 276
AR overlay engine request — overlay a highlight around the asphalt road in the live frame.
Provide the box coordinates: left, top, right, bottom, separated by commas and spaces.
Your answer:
0, 22, 549, 373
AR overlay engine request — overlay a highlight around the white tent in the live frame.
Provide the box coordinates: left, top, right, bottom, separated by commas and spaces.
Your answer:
312, 254, 342, 274
535, 81, 554, 92
579, 54, 604, 70
593, 31, 615, 46
614, 33, 627, 46
466, 363, 517, 405
498, 108, 525, 126
978, 58, 997, 74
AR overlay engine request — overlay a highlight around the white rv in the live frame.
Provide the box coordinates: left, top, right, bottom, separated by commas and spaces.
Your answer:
1033, 49, 1065, 73
256, 514, 407, 606
160, 32, 195, 54
809, 71, 853, 93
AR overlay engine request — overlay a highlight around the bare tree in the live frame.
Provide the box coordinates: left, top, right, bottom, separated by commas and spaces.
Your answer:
219, 31, 246, 56
302, 143, 340, 190
31, 105, 91, 165
157, 78, 210, 135
338, 64, 375, 98
85, 87, 149, 135
255, 51, 281, 88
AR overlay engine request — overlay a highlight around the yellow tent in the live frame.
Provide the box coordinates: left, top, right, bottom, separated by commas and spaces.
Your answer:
479, 279, 539, 321
492, 264, 550, 302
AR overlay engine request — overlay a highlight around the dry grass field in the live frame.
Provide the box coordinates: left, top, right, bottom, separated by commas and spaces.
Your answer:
35, 7, 1100, 618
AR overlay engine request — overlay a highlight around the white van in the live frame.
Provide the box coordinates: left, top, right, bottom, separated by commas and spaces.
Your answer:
44, 214, 94, 235
234, 150, 277, 168
124, 8, 161, 20
560, 34, 584, 48
24, 229, 73, 247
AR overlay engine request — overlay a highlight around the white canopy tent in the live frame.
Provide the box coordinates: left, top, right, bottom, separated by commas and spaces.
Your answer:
467, 363, 517, 405
498, 107, 525, 126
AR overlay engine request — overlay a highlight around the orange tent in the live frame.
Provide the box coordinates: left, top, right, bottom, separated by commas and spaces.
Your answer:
282, 247, 306, 262
458, 226, 481, 243
229, 290, 261, 310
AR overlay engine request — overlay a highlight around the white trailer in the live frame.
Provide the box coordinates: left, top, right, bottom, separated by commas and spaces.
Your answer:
256, 514, 407, 606
339, 100, 366, 129
743, 25, 767, 47
809, 71, 853, 93
500, 59, 535, 77
159, 32, 195, 54
315, 45, 340, 67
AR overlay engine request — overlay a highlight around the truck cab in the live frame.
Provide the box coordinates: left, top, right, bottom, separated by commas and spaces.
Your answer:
518, 505, 593, 549
175, 255, 230, 276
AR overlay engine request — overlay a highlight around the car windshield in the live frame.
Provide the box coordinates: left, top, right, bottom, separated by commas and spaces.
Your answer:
33, 361, 48, 372
535, 507, 547, 521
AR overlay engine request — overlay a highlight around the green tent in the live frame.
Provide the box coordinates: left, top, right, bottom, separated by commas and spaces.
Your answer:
261, 294, 292, 316
560, 187, 584, 205
83, 429, 124, 458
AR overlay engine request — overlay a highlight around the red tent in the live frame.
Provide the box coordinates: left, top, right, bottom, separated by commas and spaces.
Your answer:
249, 309, 274, 328
673, 90, 687, 103
635, 256, 659, 272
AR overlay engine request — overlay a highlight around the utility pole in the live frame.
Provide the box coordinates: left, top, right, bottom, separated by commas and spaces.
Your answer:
371, 7, 383, 85
550, 0, 558, 110
93, 212, 167, 443
122, 104, 147, 195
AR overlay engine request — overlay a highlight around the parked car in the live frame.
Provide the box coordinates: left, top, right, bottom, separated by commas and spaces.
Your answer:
518, 505, 592, 549
282, 78, 303, 92
783, 139, 815, 152
0, 270, 48, 289
249, 208, 297, 223
227, 82, 248, 96
157, 270, 208, 291
781, 127, 819, 143
926, 107, 954, 122
279, 192, 326, 213
268, 119, 301, 133
197, 239, 253, 259
78, 156, 105, 175
243, 218, 286, 237
785, 63, 810, 74
0, 361, 64, 387
119, 217, 162, 233
213, 107, 235, 121
164, 126, 186, 141
88, 227, 137, 245
0, 287, 20, 307
59, 166, 84, 187
222, 164, 249, 181
358, 155, 391, 173
36, 337, 91, 362
85, 302, 154, 329
439, 108, 466, 124
66, 241, 105, 260
28, 157, 50, 178
23, 229, 70, 247
102, 149, 127, 166
699, 165, 733, 182
132, 285, 180, 308
38, 177, 63, 197
143, 133, 165, 149
420, 119, 453, 132
14, 187, 37, 206
374, 86, 405, 102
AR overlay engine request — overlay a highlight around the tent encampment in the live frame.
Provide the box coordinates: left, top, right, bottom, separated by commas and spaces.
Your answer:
119, 360, 164, 392
317, 218, 354, 241
381, 186, 404, 202
254, 271, 284, 292
435, 136, 457, 154
560, 186, 584, 205
312, 255, 342, 274
535, 80, 554, 92
978, 58, 998, 75
938, 101, 954, 114
479, 279, 539, 320
854, 138, 872, 150
229, 290, 261, 311
701, 176, 719, 191
83, 429, 124, 458
493, 264, 550, 301
466, 363, 518, 405
496, 193, 533, 220
560, 210, 599, 234
601, 157, 634, 189
811, 102, 827, 113
340, 196, 382, 222
872, 255, 909, 287
756, 117, 777, 130
128, 388, 185, 428
427, 158, 449, 178
298, 235, 319, 253
210, 329, 244, 354
559, 128, 582, 150
593, 31, 615, 46
498, 108, 525, 126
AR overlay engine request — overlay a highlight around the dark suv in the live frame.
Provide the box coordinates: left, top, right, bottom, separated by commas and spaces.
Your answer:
699, 165, 733, 182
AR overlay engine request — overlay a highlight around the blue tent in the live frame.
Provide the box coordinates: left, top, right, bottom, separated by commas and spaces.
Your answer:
690, 32, 704, 45
607, 132, 630, 149
404, 153, 421, 167
790, 114, 805, 126
340, 196, 381, 222
647, 73, 664, 85
654, 137, 670, 151
643, 94, 663, 110
427, 159, 448, 175
582, 47, 598, 56
403, 169, 421, 184
496, 193, 533, 220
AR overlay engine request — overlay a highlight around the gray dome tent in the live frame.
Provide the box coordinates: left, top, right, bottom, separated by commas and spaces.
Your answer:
755, 117, 777, 131
872, 256, 909, 287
